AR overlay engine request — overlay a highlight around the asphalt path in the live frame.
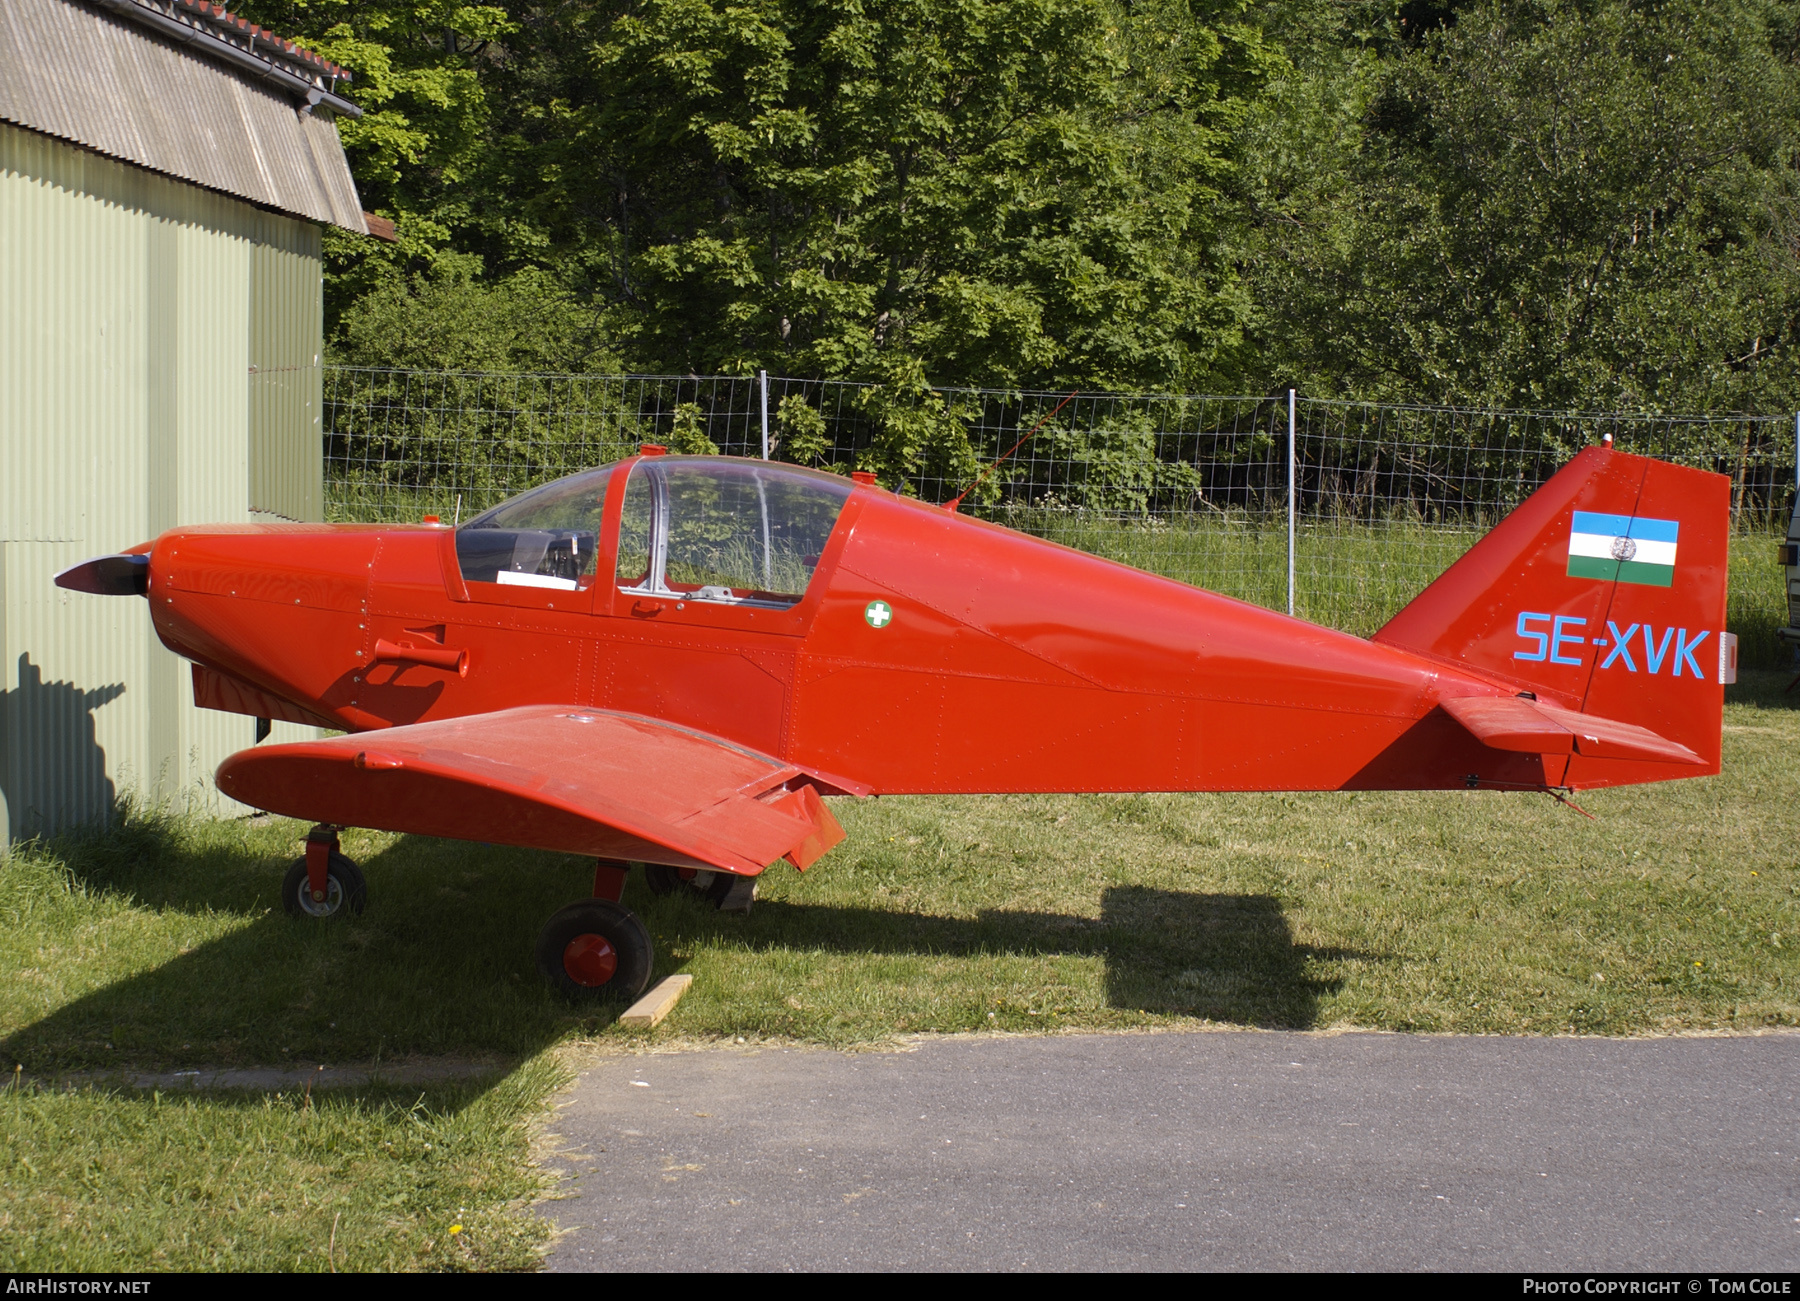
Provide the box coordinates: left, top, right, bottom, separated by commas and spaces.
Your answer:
540, 1030, 1800, 1271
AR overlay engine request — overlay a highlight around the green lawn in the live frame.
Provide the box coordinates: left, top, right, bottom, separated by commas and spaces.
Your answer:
4, 673, 1798, 1268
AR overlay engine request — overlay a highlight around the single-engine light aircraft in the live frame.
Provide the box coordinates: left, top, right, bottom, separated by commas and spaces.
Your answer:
56, 442, 1735, 999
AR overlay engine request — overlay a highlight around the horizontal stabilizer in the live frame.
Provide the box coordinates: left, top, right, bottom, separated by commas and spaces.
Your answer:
1441, 695, 1703, 766
216, 705, 847, 873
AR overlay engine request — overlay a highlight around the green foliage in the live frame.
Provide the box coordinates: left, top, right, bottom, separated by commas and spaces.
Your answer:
1032, 408, 1206, 511
253, 0, 1800, 420
559, 0, 1271, 393
1238, 0, 1800, 411
231, 0, 519, 328
667, 403, 721, 454
253, 0, 1272, 398
850, 365, 986, 488
330, 267, 618, 373
774, 394, 830, 466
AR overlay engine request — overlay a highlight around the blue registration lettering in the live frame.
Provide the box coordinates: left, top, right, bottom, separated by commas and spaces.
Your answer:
1514, 612, 1550, 662
1550, 616, 1586, 665
1641, 625, 1675, 674
1674, 628, 1710, 678
1601, 621, 1639, 671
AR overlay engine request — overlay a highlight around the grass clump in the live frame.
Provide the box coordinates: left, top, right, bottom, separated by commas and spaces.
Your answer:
0, 1061, 561, 1271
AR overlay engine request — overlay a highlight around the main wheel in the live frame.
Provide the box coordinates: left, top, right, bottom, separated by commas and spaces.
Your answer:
643, 865, 753, 912
643, 864, 686, 897
643, 864, 717, 898
280, 852, 367, 918
536, 899, 654, 1001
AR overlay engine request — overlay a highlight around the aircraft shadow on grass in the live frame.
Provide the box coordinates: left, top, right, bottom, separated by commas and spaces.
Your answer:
3, 830, 1378, 1087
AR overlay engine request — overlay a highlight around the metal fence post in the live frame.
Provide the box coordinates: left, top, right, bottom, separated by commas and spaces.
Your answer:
1287, 388, 1297, 617
759, 370, 770, 460
1793, 410, 1798, 491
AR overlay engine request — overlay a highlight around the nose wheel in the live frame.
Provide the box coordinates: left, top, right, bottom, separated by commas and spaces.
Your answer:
280, 826, 366, 918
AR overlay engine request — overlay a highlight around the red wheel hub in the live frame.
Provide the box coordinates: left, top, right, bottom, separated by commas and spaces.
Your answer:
563, 933, 618, 986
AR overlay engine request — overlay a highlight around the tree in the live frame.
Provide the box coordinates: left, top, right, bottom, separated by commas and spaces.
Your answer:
232, 0, 519, 328
1238, 0, 1800, 413
535, 0, 1273, 390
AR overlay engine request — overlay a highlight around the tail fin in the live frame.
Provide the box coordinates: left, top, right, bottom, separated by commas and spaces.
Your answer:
1374, 446, 1732, 783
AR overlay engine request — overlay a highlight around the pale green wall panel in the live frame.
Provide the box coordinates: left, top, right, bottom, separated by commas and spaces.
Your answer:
249, 212, 323, 522
0, 122, 326, 848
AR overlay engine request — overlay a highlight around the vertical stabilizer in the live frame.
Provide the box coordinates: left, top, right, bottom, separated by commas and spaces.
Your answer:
1373, 446, 1730, 785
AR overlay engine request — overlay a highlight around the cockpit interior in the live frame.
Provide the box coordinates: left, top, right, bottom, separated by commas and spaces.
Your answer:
453, 457, 854, 608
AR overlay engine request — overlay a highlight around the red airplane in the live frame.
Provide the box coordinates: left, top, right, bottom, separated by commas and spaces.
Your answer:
56, 442, 1734, 1000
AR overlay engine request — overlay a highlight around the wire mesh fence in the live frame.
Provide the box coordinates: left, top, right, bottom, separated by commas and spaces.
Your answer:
324, 367, 1797, 665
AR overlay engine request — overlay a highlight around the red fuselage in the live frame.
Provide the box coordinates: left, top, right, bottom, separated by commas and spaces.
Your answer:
145, 457, 1590, 797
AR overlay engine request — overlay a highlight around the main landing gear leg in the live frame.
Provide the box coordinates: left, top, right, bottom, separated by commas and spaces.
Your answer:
280, 824, 367, 918
536, 858, 653, 1000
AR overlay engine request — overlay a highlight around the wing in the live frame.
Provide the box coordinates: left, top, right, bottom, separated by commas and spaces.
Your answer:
215, 705, 848, 874
1440, 694, 1703, 766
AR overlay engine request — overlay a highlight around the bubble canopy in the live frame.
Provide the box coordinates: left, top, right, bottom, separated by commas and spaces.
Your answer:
454, 458, 854, 606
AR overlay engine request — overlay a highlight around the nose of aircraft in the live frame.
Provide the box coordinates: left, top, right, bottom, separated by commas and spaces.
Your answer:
53, 552, 151, 597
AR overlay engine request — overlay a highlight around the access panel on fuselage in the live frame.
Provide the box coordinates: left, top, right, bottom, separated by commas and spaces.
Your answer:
594, 629, 791, 758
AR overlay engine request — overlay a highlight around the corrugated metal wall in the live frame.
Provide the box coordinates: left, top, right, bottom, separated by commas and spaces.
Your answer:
249, 217, 322, 522
0, 121, 322, 849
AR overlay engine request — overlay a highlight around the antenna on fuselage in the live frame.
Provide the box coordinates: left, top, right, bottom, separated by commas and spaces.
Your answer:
944, 390, 1079, 513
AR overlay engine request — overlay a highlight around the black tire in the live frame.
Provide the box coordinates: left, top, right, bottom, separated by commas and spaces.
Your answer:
535, 899, 654, 1001
703, 871, 749, 910
280, 852, 367, 918
644, 864, 728, 905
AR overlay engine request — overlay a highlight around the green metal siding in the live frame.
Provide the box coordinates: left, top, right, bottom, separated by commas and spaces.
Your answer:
249, 216, 323, 522
0, 121, 324, 848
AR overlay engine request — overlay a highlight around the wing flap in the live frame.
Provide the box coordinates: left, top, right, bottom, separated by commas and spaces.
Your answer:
216, 705, 848, 873
1441, 694, 1703, 766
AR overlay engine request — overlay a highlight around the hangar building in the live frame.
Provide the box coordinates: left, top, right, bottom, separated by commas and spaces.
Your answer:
0, 0, 373, 848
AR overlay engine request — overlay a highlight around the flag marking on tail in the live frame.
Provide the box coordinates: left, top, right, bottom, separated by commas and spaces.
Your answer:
1567, 511, 1679, 586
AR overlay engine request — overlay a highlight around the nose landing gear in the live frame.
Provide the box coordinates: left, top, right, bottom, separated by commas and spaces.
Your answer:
280, 824, 366, 918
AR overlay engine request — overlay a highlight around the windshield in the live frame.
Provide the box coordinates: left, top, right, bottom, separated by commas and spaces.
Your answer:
616, 458, 852, 607
456, 465, 614, 590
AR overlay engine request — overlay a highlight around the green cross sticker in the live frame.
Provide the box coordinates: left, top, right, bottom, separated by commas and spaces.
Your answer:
864, 600, 893, 629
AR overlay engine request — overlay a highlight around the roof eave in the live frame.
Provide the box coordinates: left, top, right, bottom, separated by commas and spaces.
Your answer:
84, 0, 363, 118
